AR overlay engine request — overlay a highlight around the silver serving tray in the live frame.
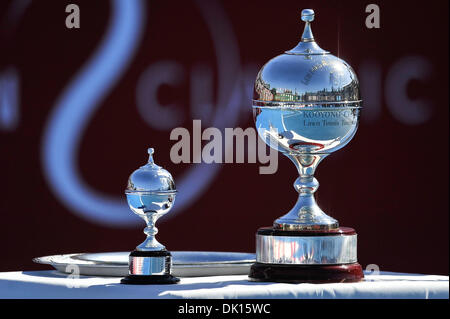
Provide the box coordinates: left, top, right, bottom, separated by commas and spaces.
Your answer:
33, 251, 255, 277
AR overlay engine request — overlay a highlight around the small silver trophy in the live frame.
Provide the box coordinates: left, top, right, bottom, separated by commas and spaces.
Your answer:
249, 9, 364, 283
121, 148, 179, 284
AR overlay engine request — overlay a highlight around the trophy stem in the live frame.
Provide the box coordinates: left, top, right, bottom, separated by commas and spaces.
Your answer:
273, 153, 338, 231
136, 213, 165, 251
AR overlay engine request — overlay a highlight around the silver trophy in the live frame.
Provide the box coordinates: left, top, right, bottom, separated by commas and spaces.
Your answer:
121, 148, 179, 284
249, 9, 364, 283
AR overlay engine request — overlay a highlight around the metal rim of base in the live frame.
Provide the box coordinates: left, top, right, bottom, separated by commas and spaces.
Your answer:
273, 221, 339, 231
256, 231, 358, 265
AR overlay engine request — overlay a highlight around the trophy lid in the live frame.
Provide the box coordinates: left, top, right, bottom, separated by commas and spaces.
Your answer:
126, 148, 176, 194
253, 9, 361, 106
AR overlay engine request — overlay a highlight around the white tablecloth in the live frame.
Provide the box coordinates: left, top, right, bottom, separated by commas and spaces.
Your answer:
0, 270, 447, 299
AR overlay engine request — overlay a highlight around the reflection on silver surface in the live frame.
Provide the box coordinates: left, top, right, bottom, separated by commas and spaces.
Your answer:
256, 234, 357, 264
252, 9, 362, 231
125, 148, 177, 251
255, 107, 360, 155
126, 148, 176, 193
253, 54, 360, 105
129, 255, 170, 276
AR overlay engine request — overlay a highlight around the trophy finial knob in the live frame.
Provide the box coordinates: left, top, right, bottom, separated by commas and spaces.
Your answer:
301, 9, 314, 22
147, 148, 154, 164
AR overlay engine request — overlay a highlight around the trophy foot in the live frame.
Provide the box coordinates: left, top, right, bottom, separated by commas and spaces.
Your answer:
249, 226, 364, 283
249, 262, 364, 283
120, 249, 179, 285
121, 274, 180, 285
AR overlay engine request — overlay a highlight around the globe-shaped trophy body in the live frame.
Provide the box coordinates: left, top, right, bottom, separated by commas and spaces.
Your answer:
254, 54, 360, 155
253, 9, 362, 230
126, 157, 176, 220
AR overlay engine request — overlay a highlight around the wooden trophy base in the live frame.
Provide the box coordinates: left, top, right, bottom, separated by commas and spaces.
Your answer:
249, 262, 363, 283
249, 227, 364, 283
120, 250, 180, 285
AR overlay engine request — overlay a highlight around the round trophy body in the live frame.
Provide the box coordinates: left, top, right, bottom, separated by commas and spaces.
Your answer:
249, 9, 363, 283
121, 148, 179, 285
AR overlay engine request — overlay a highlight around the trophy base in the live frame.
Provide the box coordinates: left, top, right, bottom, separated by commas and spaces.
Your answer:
120, 249, 180, 285
120, 274, 180, 285
249, 227, 364, 283
249, 262, 363, 283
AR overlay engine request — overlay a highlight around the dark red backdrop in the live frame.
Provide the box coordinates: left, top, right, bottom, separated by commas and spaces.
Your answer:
0, 0, 448, 275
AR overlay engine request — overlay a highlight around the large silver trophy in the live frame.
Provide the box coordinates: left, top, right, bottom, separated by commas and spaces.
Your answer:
249, 9, 364, 283
121, 148, 179, 284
